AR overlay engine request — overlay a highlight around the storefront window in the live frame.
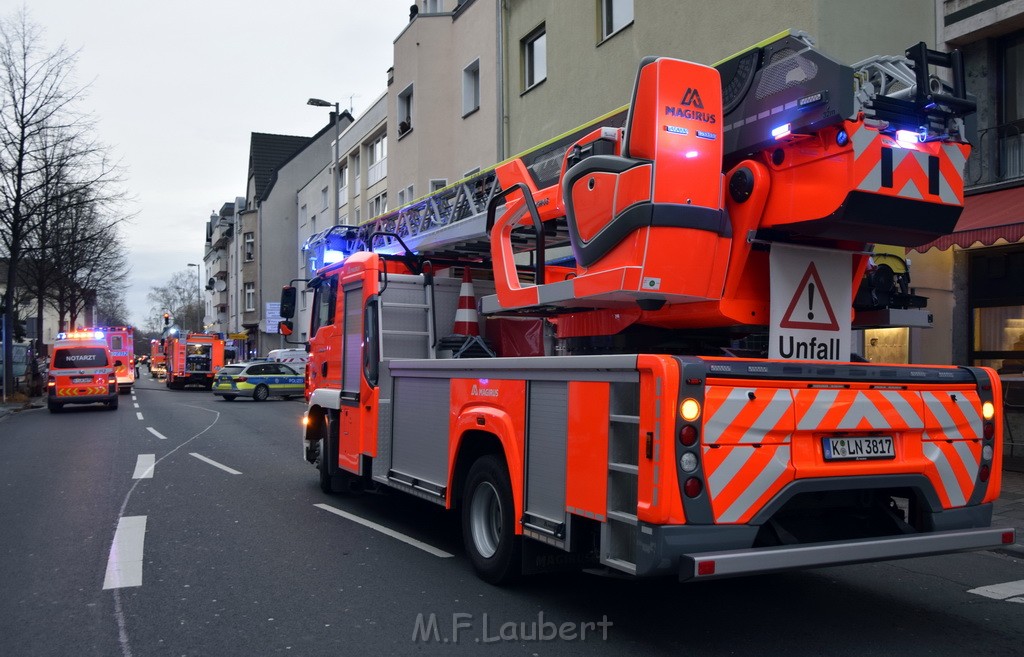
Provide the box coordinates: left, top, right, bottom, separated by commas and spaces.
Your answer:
972, 305, 1024, 373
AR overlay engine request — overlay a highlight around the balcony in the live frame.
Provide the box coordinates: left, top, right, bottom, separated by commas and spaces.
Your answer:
965, 122, 1024, 190
367, 157, 387, 186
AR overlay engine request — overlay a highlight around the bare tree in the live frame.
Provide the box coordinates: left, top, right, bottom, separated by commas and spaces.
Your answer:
147, 270, 200, 334
0, 9, 121, 390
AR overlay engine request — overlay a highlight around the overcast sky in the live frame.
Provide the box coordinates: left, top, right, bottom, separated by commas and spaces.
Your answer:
4, 0, 413, 329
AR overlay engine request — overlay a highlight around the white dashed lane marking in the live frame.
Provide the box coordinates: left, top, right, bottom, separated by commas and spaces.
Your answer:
968, 579, 1024, 603
315, 503, 453, 558
189, 452, 242, 475
102, 516, 147, 589
132, 455, 155, 479
135, 412, 144, 421
146, 427, 168, 440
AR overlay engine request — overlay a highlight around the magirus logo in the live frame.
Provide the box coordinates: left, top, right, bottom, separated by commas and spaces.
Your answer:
470, 384, 499, 397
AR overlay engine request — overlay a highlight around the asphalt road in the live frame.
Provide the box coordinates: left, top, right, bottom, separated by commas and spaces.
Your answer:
2, 373, 1023, 656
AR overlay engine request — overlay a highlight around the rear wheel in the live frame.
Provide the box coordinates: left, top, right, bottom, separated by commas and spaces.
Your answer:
107, 396, 119, 410
47, 400, 62, 414
252, 384, 270, 402
462, 455, 521, 585
220, 394, 237, 402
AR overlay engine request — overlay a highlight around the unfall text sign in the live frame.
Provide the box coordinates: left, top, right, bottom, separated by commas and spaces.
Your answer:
769, 244, 851, 361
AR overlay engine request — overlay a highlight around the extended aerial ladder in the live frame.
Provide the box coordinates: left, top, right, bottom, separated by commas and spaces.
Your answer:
304, 30, 973, 341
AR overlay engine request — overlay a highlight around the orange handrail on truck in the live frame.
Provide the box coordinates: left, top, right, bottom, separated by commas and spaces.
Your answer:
281, 32, 1013, 584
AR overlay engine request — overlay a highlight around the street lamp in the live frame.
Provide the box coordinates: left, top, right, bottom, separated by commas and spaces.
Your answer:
187, 263, 202, 332
307, 97, 342, 226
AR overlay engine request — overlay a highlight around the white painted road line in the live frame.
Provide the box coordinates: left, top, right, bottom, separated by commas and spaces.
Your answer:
146, 427, 168, 440
133, 403, 139, 408
314, 503, 453, 558
968, 579, 1024, 601
189, 452, 242, 475
135, 412, 144, 421
103, 516, 147, 589
132, 455, 155, 479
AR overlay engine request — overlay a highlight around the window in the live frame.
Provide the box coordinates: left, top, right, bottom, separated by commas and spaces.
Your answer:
338, 164, 348, 208
311, 275, 338, 337
369, 191, 388, 217
299, 204, 307, 228
310, 214, 316, 236
464, 167, 480, 178
367, 134, 387, 185
338, 213, 348, 226
523, 26, 546, 90
430, 179, 447, 193
999, 31, 1024, 179
244, 232, 254, 261
600, 0, 633, 40
423, 0, 442, 12
398, 85, 413, 135
398, 184, 414, 206
968, 247, 1024, 371
321, 186, 329, 210
463, 58, 480, 116
244, 283, 255, 311
352, 153, 361, 188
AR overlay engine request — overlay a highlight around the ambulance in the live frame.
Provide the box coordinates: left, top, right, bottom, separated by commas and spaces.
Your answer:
47, 331, 120, 413
79, 326, 135, 393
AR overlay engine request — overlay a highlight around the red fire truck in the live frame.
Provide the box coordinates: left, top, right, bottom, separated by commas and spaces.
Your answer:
281, 33, 1013, 583
164, 332, 225, 390
78, 326, 135, 393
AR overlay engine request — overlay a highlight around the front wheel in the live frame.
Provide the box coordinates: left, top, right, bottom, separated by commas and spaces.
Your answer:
252, 384, 270, 402
462, 455, 521, 585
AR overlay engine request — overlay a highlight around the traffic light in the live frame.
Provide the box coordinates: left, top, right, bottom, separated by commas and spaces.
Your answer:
163, 312, 170, 326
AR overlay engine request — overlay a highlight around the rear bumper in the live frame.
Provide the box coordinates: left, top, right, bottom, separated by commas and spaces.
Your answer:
678, 525, 1015, 581
50, 386, 117, 405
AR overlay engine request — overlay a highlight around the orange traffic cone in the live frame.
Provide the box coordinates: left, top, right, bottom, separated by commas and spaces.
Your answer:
453, 268, 480, 336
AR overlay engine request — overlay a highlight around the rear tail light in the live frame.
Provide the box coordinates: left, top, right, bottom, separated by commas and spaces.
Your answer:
1003, 531, 1016, 545
236, 376, 248, 383
679, 424, 698, 446
983, 422, 995, 439
47, 376, 55, 387
979, 464, 991, 482
684, 477, 703, 498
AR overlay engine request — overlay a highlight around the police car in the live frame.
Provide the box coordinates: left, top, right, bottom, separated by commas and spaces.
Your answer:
211, 361, 304, 401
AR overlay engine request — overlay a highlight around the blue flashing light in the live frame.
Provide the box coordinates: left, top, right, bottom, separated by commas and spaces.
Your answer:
94, 331, 105, 339
895, 129, 923, 146
771, 123, 791, 140
323, 249, 345, 265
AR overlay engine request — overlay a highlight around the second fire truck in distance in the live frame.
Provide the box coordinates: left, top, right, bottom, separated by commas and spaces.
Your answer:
164, 332, 225, 390
78, 326, 135, 393
281, 32, 1013, 584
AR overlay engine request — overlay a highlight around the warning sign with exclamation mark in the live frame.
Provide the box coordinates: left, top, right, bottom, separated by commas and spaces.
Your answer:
769, 244, 852, 361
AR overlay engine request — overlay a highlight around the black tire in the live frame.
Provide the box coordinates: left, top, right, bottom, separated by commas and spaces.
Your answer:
107, 397, 119, 410
221, 394, 237, 402
462, 455, 521, 585
253, 384, 270, 402
316, 413, 350, 494
47, 400, 62, 414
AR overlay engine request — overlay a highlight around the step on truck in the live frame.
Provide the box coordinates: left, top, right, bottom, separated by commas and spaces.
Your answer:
280, 31, 1014, 583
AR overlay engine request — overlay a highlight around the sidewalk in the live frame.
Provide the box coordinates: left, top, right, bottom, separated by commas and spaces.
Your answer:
0, 394, 43, 420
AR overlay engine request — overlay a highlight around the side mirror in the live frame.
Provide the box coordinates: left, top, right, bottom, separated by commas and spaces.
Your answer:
279, 320, 294, 336
280, 286, 297, 319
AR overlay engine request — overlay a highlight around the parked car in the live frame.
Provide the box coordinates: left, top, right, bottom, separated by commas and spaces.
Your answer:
211, 361, 304, 401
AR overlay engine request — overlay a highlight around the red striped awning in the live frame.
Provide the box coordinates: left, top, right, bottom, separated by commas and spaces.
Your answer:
915, 184, 1024, 251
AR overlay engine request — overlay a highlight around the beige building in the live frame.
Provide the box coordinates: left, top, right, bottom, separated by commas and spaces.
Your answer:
502, 0, 935, 155
389, 0, 501, 205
